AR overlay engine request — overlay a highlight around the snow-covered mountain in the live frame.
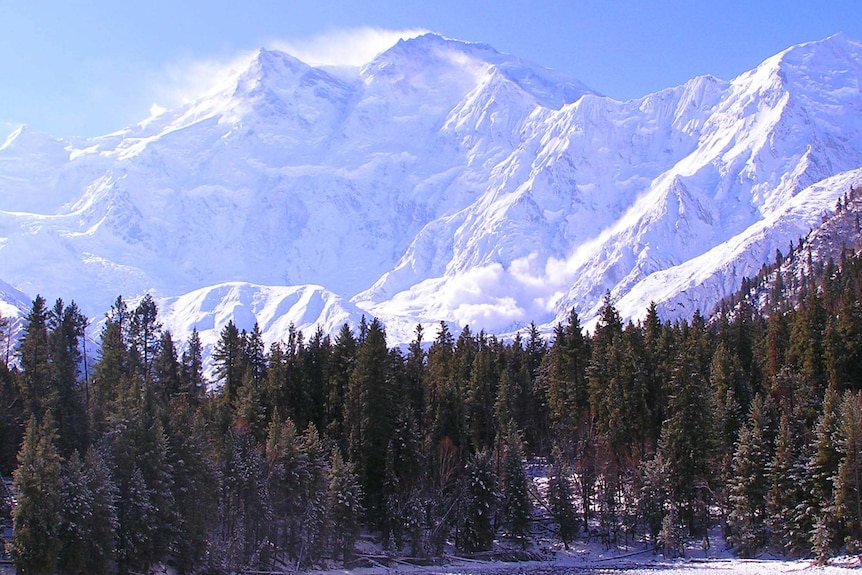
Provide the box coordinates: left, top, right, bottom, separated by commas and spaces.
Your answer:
0, 32, 860, 347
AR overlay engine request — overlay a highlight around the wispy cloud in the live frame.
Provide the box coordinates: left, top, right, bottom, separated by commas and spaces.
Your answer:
146, 50, 257, 110
270, 26, 428, 67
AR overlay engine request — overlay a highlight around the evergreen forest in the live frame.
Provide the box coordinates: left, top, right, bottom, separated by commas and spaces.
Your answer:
4, 193, 862, 573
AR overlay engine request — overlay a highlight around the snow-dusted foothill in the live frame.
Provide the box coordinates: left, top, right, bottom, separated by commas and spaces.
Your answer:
0, 32, 861, 349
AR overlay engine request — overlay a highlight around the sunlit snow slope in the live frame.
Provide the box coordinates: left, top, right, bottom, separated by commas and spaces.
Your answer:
0, 33, 861, 345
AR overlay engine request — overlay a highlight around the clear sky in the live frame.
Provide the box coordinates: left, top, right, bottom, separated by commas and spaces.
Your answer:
1, 0, 861, 137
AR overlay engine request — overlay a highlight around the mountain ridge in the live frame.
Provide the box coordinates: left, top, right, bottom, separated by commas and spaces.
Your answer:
0, 32, 860, 349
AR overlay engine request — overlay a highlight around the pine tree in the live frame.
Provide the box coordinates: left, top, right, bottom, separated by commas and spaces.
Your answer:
381, 405, 423, 551
547, 454, 578, 547
543, 309, 589, 448
47, 299, 89, 457
221, 424, 270, 569
234, 367, 268, 442
81, 447, 118, 575
466, 334, 498, 451
498, 425, 531, 545
179, 327, 206, 406
266, 415, 303, 563
301, 326, 330, 433
324, 323, 356, 448
58, 451, 95, 575
638, 452, 671, 548
128, 294, 162, 385
456, 450, 498, 553
345, 317, 396, 527
587, 296, 631, 537
213, 320, 245, 404
805, 384, 843, 557
115, 465, 157, 574
294, 424, 329, 566
426, 322, 466, 448
834, 391, 862, 550
11, 415, 63, 575
166, 407, 216, 573
90, 318, 131, 434
59, 452, 116, 574
767, 412, 810, 555
658, 315, 716, 536
152, 330, 181, 402
136, 388, 177, 561
0, 358, 23, 474
17, 296, 52, 422
657, 504, 686, 558
403, 324, 426, 434
327, 447, 363, 565
727, 395, 773, 556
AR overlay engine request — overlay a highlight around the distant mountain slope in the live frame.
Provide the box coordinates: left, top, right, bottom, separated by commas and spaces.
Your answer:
157, 282, 368, 370
712, 177, 862, 318
0, 32, 860, 347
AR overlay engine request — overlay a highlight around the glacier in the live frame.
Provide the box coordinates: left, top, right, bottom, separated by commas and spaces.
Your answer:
0, 32, 860, 350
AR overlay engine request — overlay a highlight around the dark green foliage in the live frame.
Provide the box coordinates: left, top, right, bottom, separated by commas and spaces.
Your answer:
767, 412, 811, 555
324, 323, 356, 447
542, 309, 589, 445
547, 455, 578, 546
213, 320, 245, 404
727, 395, 773, 556
638, 452, 671, 548
293, 424, 330, 566
0, 357, 23, 474
152, 330, 181, 402
499, 425, 531, 543
220, 424, 271, 569
82, 448, 119, 575
456, 449, 498, 553
466, 334, 498, 451
326, 447, 363, 564
658, 315, 716, 536
11, 416, 63, 575
834, 391, 862, 549
58, 449, 118, 575
17, 296, 51, 422
179, 327, 206, 405
128, 294, 162, 385
46, 299, 89, 457
165, 408, 216, 573
345, 317, 396, 527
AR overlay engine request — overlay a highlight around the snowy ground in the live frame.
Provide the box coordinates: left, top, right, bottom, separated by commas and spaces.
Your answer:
304, 528, 861, 575
310, 556, 860, 575
311, 551, 860, 575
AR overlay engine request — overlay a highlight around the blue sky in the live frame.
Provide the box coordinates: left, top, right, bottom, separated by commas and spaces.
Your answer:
1, 0, 860, 137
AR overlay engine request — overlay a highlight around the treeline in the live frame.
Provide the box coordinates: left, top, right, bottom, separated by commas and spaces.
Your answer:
3, 244, 862, 572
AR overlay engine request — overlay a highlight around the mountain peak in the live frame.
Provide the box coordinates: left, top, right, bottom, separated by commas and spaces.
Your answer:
0, 124, 61, 151
765, 31, 861, 80
237, 48, 312, 91
368, 31, 595, 109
